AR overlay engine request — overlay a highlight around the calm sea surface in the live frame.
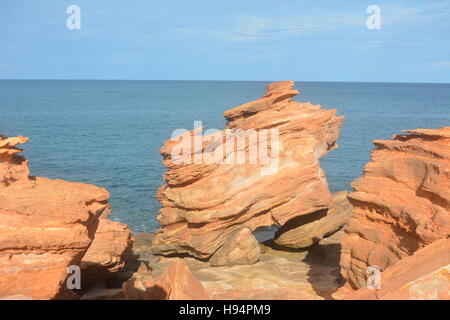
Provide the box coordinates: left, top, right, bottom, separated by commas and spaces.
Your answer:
1, 80, 449, 232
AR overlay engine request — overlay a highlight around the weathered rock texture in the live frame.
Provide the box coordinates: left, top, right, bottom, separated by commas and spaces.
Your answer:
339, 238, 449, 300
274, 191, 352, 248
209, 227, 260, 266
123, 259, 209, 300
80, 219, 132, 288
130, 231, 344, 300
0, 136, 111, 299
152, 81, 344, 265
340, 127, 450, 289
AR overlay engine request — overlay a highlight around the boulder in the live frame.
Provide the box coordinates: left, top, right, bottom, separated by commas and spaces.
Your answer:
123, 259, 209, 300
151, 81, 344, 264
80, 219, 133, 288
210, 227, 260, 267
340, 127, 450, 289
274, 191, 352, 248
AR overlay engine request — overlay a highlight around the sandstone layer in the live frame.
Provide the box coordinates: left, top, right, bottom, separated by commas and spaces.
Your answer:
340, 127, 450, 289
123, 258, 209, 300
80, 219, 133, 288
209, 227, 261, 267
274, 191, 352, 248
151, 81, 344, 265
339, 238, 449, 300
127, 231, 344, 300
0, 135, 123, 299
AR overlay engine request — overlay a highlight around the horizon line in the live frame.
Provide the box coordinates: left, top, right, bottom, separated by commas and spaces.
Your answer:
1, 79, 450, 85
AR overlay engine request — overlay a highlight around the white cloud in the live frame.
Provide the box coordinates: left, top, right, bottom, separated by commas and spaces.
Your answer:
434, 61, 450, 66
358, 40, 385, 49
171, 13, 365, 43
381, 2, 450, 26
140, 2, 450, 44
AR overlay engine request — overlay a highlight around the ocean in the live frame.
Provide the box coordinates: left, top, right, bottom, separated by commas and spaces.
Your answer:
1, 80, 449, 233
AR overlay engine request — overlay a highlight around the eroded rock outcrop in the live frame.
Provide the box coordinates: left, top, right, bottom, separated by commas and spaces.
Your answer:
274, 191, 352, 249
340, 127, 450, 289
128, 231, 344, 300
80, 219, 133, 288
0, 135, 116, 299
123, 259, 209, 300
209, 227, 261, 267
339, 238, 450, 300
151, 81, 344, 265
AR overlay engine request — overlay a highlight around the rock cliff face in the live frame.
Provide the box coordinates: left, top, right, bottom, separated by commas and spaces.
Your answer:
340, 127, 450, 289
339, 238, 449, 300
0, 135, 127, 299
151, 81, 344, 265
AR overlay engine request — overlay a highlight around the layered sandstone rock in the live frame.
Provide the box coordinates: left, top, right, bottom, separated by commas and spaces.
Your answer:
80, 219, 133, 288
0, 136, 30, 184
129, 231, 345, 300
209, 227, 260, 267
340, 127, 450, 289
151, 81, 344, 265
339, 238, 450, 300
274, 191, 352, 249
123, 259, 209, 300
0, 135, 111, 299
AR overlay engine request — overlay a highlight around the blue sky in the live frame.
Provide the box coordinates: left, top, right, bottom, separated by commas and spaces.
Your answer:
1, 0, 449, 82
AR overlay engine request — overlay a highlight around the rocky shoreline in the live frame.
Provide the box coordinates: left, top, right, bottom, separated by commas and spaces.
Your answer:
0, 81, 448, 300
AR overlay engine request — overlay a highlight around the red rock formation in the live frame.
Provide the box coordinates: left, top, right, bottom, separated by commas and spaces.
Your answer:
123, 259, 209, 300
0, 136, 30, 184
339, 238, 449, 300
0, 135, 111, 299
340, 127, 450, 289
209, 227, 260, 267
274, 191, 352, 249
80, 219, 132, 288
151, 81, 344, 265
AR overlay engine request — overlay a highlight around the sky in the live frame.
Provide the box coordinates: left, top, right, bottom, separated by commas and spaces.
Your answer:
0, 0, 449, 82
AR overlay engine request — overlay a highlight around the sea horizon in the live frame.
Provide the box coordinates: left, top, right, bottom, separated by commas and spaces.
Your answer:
1, 79, 450, 85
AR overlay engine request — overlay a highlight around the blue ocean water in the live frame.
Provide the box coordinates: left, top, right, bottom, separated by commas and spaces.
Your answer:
1, 80, 449, 232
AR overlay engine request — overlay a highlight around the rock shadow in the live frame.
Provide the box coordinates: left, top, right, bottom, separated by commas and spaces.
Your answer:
303, 239, 345, 300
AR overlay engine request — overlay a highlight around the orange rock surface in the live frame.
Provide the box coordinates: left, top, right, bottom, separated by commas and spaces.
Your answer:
0, 135, 111, 299
274, 191, 352, 249
209, 227, 260, 267
80, 219, 132, 288
123, 259, 209, 300
151, 81, 344, 264
340, 127, 450, 289
340, 238, 449, 300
